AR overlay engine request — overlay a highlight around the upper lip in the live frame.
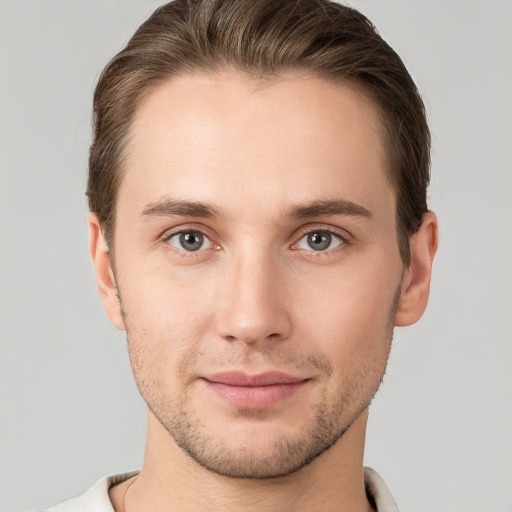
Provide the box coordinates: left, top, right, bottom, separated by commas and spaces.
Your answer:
203, 371, 308, 387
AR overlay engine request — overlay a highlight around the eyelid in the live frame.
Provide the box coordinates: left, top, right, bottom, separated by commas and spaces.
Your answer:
160, 223, 221, 253
158, 222, 351, 255
290, 224, 352, 252
168, 231, 212, 252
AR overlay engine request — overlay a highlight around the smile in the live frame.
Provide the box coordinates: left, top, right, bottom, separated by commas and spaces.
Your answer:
202, 371, 310, 409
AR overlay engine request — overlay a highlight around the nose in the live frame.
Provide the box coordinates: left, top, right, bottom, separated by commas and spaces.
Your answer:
215, 250, 292, 346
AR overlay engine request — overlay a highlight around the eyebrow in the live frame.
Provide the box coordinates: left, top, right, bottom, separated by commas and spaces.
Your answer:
141, 198, 221, 219
140, 197, 372, 221
287, 199, 372, 219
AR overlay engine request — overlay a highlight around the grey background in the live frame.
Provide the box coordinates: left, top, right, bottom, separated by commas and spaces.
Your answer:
1, 1, 511, 510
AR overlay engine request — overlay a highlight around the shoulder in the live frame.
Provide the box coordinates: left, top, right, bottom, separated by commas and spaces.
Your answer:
32, 468, 393, 511
42, 471, 139, 512
364, 467, 400, 512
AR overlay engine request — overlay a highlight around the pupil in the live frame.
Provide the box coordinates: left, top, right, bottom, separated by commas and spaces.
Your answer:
308, 232, 331, 251
180, 232, 203, 251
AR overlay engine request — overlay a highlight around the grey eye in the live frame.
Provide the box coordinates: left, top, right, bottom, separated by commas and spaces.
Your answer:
307, 232, 331, 251
168, 231, 211, 252
297, 231, 342, 252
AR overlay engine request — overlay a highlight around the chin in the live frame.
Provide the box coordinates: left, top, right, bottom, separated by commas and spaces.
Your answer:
154, 400, 355, 480
178, 430, 343, 479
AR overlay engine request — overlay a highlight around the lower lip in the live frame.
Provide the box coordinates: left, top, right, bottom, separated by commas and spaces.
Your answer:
203, 380, 308, 409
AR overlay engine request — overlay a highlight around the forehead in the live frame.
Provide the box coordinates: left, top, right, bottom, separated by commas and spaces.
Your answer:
119, 71, 393, 221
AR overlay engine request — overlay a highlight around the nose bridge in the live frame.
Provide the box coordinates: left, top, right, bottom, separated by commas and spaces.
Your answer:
215, 243, 291, 345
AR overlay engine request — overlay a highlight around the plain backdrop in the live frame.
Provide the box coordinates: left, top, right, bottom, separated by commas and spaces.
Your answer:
1, 1, 511, 511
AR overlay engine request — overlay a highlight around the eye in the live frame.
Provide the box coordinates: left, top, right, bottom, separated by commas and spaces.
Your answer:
167, 230, 212, 252
296, 230, 343, 252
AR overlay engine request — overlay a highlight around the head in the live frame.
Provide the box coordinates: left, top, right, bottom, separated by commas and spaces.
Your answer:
88, 0, 431, 265
88, 0, 438, 480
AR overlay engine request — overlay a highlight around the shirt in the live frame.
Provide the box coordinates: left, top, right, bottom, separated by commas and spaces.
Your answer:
45, 467, 399, 511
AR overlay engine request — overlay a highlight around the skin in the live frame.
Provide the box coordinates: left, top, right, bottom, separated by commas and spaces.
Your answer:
90, 71, 438, 512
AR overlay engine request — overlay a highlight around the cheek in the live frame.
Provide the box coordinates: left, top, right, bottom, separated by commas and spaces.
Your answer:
119, 262, 219, 359
291, 260, 400, 361
293, 268, 397, 411
122, 269, 217, 405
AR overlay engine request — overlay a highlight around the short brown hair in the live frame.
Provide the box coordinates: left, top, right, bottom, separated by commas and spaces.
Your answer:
88, 0, 430, 264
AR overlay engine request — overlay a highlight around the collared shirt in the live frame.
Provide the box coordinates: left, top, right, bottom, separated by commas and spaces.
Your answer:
45, 467, 399, 511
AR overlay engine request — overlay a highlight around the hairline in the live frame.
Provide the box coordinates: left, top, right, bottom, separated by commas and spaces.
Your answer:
104, 67, 405, 260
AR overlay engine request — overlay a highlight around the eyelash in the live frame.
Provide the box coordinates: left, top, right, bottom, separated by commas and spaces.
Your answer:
160, 224, 351, 257
290, 226, 350, 255
161, 224, 220, 257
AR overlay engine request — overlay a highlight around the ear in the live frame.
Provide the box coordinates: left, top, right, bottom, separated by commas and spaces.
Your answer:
88, 213, 125, 330
395, 211, 439, 327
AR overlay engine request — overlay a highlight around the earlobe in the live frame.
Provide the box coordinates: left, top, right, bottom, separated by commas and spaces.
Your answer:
395, 211, 439, 327
88, 213, 126, 331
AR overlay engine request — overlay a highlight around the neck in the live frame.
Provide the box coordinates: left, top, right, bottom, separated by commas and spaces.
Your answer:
111, 410, 373, 512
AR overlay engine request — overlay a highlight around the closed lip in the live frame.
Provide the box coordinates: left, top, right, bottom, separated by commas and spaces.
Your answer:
202, 371, 309, 387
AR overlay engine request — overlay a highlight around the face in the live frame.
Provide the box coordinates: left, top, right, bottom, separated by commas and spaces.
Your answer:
107, 72, 406, 478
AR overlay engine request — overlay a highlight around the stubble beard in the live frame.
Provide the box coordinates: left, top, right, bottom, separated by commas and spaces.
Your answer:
156, 375, 380, 480
122, 285, 400, 480
126, 336, 395, 480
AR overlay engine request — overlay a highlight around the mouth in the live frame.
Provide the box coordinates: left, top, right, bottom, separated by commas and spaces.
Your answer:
201, 371, 310, 409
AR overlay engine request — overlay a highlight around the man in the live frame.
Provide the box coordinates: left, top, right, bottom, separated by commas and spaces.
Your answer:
47, 0, 438, 510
